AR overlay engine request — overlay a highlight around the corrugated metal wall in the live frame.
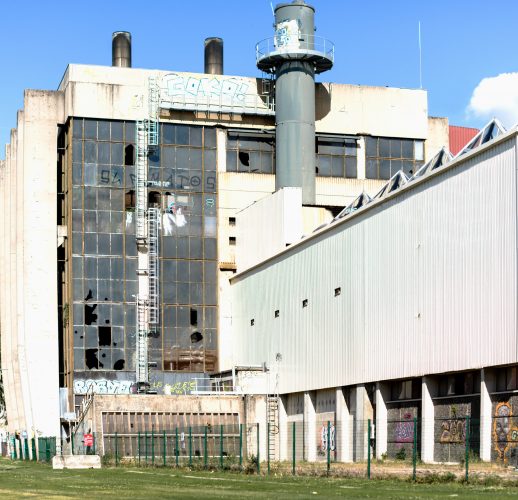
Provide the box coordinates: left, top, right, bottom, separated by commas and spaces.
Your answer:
231, 135, 518, 394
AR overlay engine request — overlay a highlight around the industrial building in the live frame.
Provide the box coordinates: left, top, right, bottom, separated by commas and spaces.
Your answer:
3, 1, 514, 465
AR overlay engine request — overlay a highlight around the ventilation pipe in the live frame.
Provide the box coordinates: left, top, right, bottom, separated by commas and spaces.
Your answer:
256, 1, 333, 204
204, 37, 224, 75
112, 31, 132, 68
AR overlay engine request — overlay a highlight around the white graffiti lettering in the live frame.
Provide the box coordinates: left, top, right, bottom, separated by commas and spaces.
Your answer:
73, 379, 133, 395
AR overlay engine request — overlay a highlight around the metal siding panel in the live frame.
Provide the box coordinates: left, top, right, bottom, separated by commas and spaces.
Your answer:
231, 137, 517, 394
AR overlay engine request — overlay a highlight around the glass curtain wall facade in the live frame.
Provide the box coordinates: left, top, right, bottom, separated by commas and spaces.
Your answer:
69, 118, 217, 387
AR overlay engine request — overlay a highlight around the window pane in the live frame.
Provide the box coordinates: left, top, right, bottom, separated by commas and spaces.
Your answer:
390, 139, 401, 159
415, 141, 424, 161
331, 156, 344, 177
366, 159, 378, 179
379, 138, 390, 157
366, 137, 377, 157
346, 157, 357, 178
317, 155, 331, 176
379, 159, 390, 179
401, 139, 414, 159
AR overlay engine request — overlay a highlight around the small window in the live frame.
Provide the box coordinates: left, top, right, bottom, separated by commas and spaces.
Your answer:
229, 237, 236, 246
239, 152, 250, 167
124, 144, 135, 166
334, 287, 341, 297
250, 319, 255, 326
274, 310, 280, 318
302, 299, 308, 308
190, 308, 198, 326
229, 217, 236, 227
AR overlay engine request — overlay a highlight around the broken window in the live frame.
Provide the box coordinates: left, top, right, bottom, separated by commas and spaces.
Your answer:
302, 299, 308, 308
85, 349, 103, 369
125, 190, 136, 210
124, 144, 135, 166
98, 326, 111, 346
274, 310, 280, 318
334, 287, 341, 297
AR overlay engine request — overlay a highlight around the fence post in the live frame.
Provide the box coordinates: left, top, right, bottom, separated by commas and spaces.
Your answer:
327, 421, 331, 476
257, 422, 260, 475
163, 430, 166, 467
239, 423, 243, 470
189, 426, 192, 468
24, 438, 29, 460
145, 431, 148, 464
292, 421, 296, 476
412, 417, 417, 482
93, 434, 96, 455
71, 432, 75, 456
367, 419, 371, 480
46, 439, 50, 462
115, 432, 118, 466
204, 426, 208, 469
267, 422, 270, 475
32, 438, 36, 461
138, 432, 141, 466
152, 429, 155, 466
220, 424, 225, 470
175, 428, 179, 468
465, 415, 471, 483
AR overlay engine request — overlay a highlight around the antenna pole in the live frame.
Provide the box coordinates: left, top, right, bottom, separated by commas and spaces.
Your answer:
418, 21, 423, 89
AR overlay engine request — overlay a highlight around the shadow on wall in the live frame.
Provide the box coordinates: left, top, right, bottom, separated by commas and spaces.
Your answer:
315, 83, 331, 121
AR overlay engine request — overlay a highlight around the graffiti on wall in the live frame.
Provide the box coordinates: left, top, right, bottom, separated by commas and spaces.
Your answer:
74, 379, 133, 395
394, 414, 415, 443
493, 402, 518, 461
319, 424, 336, 454
439, 419, 466, 444
161, 73, 250, 108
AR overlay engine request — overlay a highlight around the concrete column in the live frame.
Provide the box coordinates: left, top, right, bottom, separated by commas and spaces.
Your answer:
375, 382, 389, 460
480, 368, 495, 462
336, 387, 353, 462
304, 392, 316, 461
352, 384, 373, 461
421, 376, 436, 463
357, 137, 366, 180
278, 395, 288, 461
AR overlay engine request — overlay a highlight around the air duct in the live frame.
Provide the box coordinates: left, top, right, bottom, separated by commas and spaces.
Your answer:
204, 37, 224, 75
112, 31, 132, 68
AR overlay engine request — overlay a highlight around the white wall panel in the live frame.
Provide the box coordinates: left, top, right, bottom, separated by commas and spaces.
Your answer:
231, 135, 518, 394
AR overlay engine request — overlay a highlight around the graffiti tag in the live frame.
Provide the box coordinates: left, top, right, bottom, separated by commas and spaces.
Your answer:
439, 419, 466, 444
319, 424, 336, 453
394, 419, 415, 443
74, 379, 132, 395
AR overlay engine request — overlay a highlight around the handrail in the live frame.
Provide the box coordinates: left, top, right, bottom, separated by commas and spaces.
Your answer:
256, 35, 335, 63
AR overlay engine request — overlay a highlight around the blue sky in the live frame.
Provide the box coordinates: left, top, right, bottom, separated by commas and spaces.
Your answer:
1, 0, 518, 156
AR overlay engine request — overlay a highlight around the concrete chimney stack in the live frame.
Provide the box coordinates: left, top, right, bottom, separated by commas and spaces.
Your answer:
204, 37, 224, 75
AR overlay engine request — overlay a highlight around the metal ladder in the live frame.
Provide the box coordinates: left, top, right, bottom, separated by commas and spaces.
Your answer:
147, 207, 160, 328
135, 119, 148, 241
136, 297, 148, 386
147, 76, 160, 147
267, 395, 279, 461
134, 75, 161, 391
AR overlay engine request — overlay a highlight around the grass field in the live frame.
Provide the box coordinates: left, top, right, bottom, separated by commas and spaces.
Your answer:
2, 458, 518, 499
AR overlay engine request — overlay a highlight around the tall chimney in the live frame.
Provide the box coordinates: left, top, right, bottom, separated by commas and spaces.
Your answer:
256, 1, 333, 204
204, 37, 224, 75
112, 31, 132, 68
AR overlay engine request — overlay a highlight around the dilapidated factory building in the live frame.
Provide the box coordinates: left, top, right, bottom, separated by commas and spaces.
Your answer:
3, 1, 515, 466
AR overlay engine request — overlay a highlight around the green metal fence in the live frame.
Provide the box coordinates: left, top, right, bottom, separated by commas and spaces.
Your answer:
37, 437, 56, 463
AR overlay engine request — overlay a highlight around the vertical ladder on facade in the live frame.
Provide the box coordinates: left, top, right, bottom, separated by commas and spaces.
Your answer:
267, 395, 279, 461
147, 207, 160, 328
148, 76, 160, 147
136, 297, 148, 386
134, 75, 161, 391
135, 120, 148, 241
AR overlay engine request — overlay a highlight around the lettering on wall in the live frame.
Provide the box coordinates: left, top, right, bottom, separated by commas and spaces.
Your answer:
439, 419, 466, 444
74, 379, 133, 395
160, 73, 272, 114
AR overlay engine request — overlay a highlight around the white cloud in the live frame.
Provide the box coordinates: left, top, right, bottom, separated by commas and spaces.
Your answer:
467, 72, 518, 128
